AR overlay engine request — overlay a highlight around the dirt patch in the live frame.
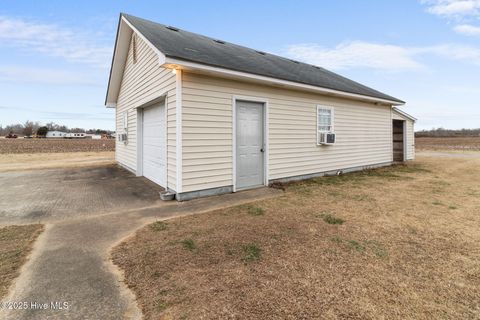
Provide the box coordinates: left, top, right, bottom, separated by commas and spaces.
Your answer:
416, 136, 480, 151
0, 224, 44, 298
0, 139, 115, 154
0, 152, 115, 172
112, 155, 480, 319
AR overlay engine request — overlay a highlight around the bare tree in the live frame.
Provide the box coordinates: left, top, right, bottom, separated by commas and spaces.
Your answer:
22, 120, 39, 136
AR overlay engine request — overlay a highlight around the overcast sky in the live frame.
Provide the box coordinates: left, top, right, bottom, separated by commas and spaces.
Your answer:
1, 0, 479, 130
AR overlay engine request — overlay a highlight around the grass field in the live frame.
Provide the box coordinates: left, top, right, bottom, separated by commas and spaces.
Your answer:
0, 224, 43, 298
112, 154, 480, 319
0, 138, 115, 154
416, 136, 480, 151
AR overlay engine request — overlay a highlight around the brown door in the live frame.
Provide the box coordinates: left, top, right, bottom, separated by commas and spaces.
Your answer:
392, 120, 404, 162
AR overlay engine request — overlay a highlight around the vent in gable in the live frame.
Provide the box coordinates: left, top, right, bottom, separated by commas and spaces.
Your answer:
132, 34, 137, 63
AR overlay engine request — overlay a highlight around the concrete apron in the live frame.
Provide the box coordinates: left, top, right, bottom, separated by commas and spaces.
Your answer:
1, 187, 281, 320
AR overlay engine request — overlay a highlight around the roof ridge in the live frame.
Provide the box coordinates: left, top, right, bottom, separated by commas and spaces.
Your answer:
119, 13, 404, 104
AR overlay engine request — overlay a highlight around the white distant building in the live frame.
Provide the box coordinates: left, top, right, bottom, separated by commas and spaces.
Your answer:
46, 131, 66, 138
65, 133, 87, 139
86, 134, 102, 140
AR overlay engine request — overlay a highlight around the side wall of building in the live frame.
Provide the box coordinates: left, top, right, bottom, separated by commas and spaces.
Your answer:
115, 33, 177, 190
180, 72, 393, 193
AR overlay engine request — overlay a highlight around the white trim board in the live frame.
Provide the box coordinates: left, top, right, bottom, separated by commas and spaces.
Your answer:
392, 107, 417, 121
175, 70, 183, 193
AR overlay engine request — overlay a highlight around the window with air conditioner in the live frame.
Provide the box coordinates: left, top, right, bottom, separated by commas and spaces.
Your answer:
316, 105, 335, 145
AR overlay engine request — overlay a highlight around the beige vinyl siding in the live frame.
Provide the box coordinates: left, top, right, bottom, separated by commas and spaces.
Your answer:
392, 110, 415, 160
181, 72, 393, 192
116, 33, 177, 189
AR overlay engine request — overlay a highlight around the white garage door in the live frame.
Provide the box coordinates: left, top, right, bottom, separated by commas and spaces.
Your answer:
142, 102, 166, 186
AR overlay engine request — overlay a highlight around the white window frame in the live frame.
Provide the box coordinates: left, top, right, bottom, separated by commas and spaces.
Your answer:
316, 105, 334, 145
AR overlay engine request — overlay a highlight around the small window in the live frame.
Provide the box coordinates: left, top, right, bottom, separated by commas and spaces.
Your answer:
317, 105, 334, 133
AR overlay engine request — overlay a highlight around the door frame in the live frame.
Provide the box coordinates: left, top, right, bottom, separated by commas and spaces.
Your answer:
392, 119, 406, 163
402, 120, 407, 161
232, 95, 269, 192
136, 95, 168, 188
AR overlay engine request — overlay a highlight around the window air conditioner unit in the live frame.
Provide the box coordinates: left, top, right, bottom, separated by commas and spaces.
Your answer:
318, 132, 336, 145
118, 133, 128, 144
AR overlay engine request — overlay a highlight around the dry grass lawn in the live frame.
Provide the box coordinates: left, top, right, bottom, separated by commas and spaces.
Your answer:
0, 152, 115, 172
112, 155, 480, 320
0, 224, 44, 298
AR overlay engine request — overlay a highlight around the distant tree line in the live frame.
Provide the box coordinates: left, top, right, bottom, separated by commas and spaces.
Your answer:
0, 121, 114, 137
416, 128, 480, 137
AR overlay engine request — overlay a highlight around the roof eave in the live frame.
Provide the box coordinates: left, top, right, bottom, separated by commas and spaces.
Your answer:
392, 107, 417, 121
163, 57, 405, 106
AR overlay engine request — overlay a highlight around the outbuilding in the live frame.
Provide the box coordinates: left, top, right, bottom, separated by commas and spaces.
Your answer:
45, 131, 66, 138
105, 14, 416, 201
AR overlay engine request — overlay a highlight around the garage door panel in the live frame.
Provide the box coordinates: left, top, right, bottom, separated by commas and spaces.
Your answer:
143, 103, 166, 186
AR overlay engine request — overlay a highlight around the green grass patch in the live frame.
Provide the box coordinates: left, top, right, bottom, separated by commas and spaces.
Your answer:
407, 226, 418, 234
351, 194, 374, 202
365, 240, 388, 257
242, 243, 261, 262
331, 237, 387, 256
291, 164, 424, 189
432, 200, 443, 206
155, 299, 168, 311
448, 205, 458, 210
319, 213, 345, 225
346, 240, 366, 252
181, 239, 196, 251
150, 221, 168, 232
246, 205, 265, 216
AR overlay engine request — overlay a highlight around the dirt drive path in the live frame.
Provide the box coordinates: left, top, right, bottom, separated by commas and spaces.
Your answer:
0, 152, 115, 172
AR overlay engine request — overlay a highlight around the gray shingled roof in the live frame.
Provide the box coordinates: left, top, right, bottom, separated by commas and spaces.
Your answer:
123, 14, 404, 104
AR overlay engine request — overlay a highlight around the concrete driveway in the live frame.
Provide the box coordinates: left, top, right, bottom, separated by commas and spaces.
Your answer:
0, 165, 164, 225
0, 164, 281, 319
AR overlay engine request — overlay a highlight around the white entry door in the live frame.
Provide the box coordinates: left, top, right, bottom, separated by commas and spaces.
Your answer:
236, 100, 265, 190
142, 102, 166, 186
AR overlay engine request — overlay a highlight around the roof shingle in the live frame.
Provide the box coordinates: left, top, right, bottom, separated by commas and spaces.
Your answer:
123, 14, 404, 104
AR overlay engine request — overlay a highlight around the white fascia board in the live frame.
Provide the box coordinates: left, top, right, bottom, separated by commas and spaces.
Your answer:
121, 16, 166, 65
392, 107, 417, 121
163, 57, 404, 106
105, 18, 131, 107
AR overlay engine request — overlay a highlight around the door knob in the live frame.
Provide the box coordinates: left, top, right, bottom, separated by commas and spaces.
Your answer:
260, 148, 265, 152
